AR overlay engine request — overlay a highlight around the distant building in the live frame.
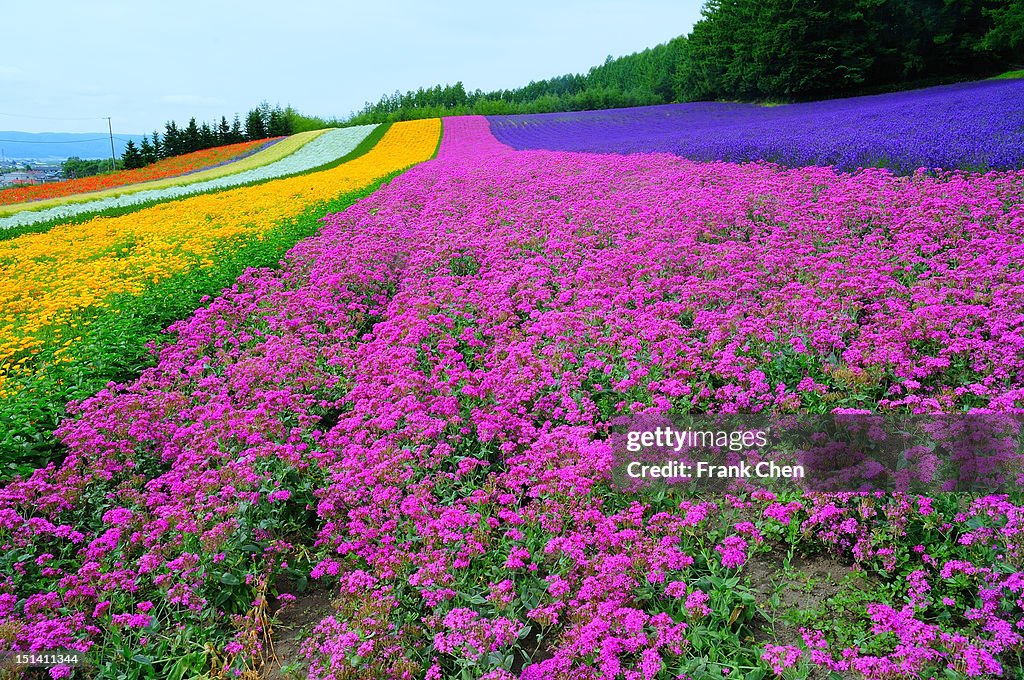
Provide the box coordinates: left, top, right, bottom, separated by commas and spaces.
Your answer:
0, 170, 49, 188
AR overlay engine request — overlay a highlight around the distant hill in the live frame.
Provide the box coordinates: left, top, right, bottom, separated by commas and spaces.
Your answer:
0, 131, 145, 161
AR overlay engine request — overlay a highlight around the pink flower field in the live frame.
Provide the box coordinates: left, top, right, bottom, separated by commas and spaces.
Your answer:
3, 116, 1024, 678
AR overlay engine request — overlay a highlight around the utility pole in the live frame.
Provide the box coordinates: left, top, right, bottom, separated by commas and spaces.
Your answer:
104, 116, 116, 172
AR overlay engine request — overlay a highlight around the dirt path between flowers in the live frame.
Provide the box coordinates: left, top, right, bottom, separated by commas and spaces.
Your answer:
745, 551, 862, 680
261, 585, 334, 679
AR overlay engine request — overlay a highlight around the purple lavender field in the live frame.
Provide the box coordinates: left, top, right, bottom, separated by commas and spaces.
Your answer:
488, 78, 1024, 174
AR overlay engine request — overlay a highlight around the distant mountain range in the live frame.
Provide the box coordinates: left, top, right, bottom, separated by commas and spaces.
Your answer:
0, 131, 145, 162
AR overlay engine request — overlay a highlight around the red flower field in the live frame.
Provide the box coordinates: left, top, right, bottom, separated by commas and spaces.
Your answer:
0, 138, 278, 205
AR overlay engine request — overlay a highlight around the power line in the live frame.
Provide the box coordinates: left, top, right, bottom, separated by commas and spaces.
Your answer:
0, 136, 143, 143
0, 137, 111, 143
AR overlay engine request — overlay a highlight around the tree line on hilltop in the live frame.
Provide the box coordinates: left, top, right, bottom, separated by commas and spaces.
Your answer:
61, 157, 125, 179
118, 102, 316, 171
347, 0, 1024, 124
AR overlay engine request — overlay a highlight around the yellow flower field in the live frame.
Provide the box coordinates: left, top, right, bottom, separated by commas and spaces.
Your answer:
0, 130, 328, 216
0, 119, 440, 396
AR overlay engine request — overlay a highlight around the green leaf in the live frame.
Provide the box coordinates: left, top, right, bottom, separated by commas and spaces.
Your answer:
457, 591, 488, 606
965, 515, 988, 529
220, 572, 241, 586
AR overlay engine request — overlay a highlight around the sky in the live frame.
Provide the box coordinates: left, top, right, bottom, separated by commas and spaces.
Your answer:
0, 1, 703, 135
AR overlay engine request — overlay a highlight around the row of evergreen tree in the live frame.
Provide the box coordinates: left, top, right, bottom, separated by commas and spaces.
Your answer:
120, 102, 298, 170
680, 0, 1022, 101
347, 0, 1023, 124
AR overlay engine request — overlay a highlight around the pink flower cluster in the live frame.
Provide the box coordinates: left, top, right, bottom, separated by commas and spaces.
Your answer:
0, 116, 1022, 677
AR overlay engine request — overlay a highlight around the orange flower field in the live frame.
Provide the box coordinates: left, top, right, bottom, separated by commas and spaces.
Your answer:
0, 138, 277, 205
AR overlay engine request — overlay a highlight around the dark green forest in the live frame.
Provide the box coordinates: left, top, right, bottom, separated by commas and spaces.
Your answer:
119, 103, 329, 171
62, 157, 125, 179
347, 0, 1024, 124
